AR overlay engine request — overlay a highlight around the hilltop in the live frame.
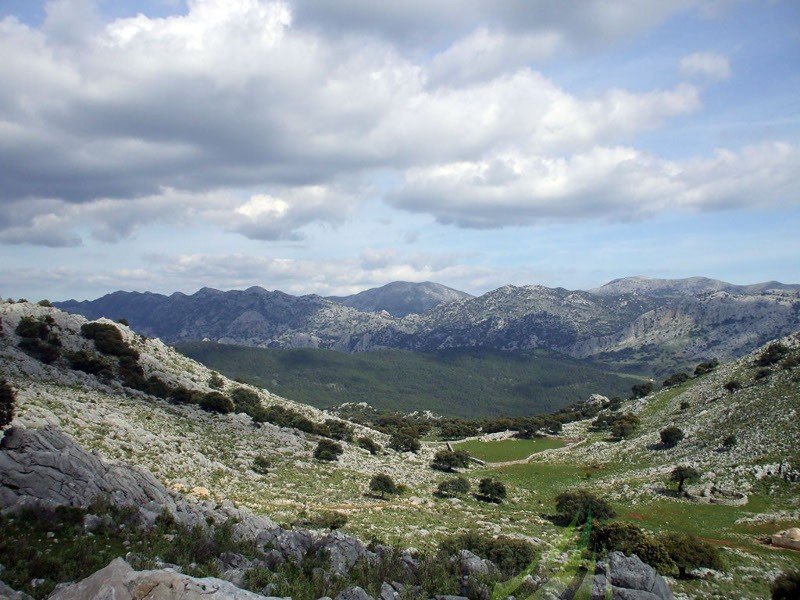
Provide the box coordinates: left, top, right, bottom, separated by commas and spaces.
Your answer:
0, 300, 798, 598
54, 276, 800, 375
327, 281, 473, 317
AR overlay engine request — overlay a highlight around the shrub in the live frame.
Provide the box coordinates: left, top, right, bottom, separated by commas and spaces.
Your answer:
81, 323, 138, 359
662, 372, 689, 388
118, 356, 146, 390
679, 401, 690, 411
18, 338, 60, 364
314, 439, 343, 462
658, 532, 723, 578
252, 455, 272, 474
757, 342, 790, 367
589, 522, 674, 574
630, 382, 653, 399
66, 350, 111, 377
782, 355, 800, 370
660, 427, 684, 448
554, 490, 615, 525
324, 419, 354, 442
357, 436, 381, 455
670, 465, 701, 493
369, 473, 398, 499
145, 375, 171, 399
169, 386, 195, 405
388, 431, 421, 453
755, 368, 771, 380
477, 478, 507, 503
15, 316, 49, 340
439, 419, 480, 439
611, 413, 640, 439
0, 378, 15, 429
430, 449, 471, 472
694, 359, 719, 376
436, 476, 470, 498
199, 392, 234, 414
297, 510, 348, 531
208, 372, 225, 390
723, 380, 742, 394
37, 299, 52, 307
229, 387, 264, 419
772, 570, 800, 600
722, 434, 737, 449
439, 532, 537, 577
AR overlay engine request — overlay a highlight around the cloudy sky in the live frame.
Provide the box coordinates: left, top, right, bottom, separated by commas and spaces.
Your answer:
1, 0, 798, 300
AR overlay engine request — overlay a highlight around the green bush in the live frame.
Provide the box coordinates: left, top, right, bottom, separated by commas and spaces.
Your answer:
430, 449, 471, 472
782, 354, 800, 370
679, 401, 690, 411
252, 455, 272, 475
199, 392, 234, 414
118, 356, 146, 390
436, 476, 471, 498
477, 478, 507, 503
0, 378, 15, 429
694, 359, 719, 376
439, 419, 480, 439
65, 351, 111, 378
314, 439, 343, 462
722, 434, 737, 449
630, 382, 653, 399
369, 473, 398, 499
439, 531, 537, 577
611, 413, 640, 439
230, 387, 262, 413
660, 426, 684, 448
169, 386, 196, 405
208, 372, 225, 390
16, 316, 49, 339
772, 570, 800, 600
670, 465, 700, 492
357, 436, 381, 455
589, 522, 674, 574
757, 343, 790, 367
145, 375, 171, 399
723, 380, 742, 394
80, 323, 138, 359
295, 510, 348, 531
388, 431, 421, 453
323, 419, 354, 442
18, 338, 60, 364
554, 490, 615, 525
658, 532, 723, 578
662, 372, 689, 388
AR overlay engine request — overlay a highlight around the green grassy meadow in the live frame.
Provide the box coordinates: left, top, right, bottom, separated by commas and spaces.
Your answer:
455, 437, 567, 462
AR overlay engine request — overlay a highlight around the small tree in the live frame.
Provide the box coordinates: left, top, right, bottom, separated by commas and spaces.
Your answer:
611, 413, 640, 439
723, 380, 742, 394
430, 449, 471, 472
314, 439, 343, 462
208, 372, 225, 390
630, 382, 653, 399
477, 478, 507, 503
694, 359, 719, 376
436, 476, 471, 498
369, 473, 398, 499
324, 419, 354, 442
757, 342, 789, 367
670, 465, 701, 493
772, 570, 800, 600
555, 490, 616, 525
357, 436, 381, 455
388, 431, 421, 453
662, 372, 689, 388
658, 532, 723, 578
199, 391, 234, 414
660, 426, 685, 448
0, 378, 15, 429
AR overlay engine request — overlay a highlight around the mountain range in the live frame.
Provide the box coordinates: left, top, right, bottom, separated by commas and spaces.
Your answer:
55, 276, 800, 374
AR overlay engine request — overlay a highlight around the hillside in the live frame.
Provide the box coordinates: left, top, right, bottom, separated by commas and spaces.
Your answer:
175, 343, 641, 417
1, 300, 799, 599
328, 281, 473, 317
55, 277, 800, 375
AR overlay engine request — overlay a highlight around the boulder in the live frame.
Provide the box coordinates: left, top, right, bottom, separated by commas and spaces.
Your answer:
0, 580, 34, 600
47, 557, 285, 600
334, 586, 374, 600
591, 552, 674, 600
316, 531, 377, 576
454, 550, 495, 577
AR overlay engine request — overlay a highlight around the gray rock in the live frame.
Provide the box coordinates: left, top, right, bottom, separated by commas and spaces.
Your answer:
316, 531, 376, 576
591, 552, 674, 600
434, 596, 469, 600
334, 586, 374, 600
379, 582, 400, 600
47, 557, 282, 600
0, 580, 34, 600
82, 514, 103, 533
454, 550, 495, 577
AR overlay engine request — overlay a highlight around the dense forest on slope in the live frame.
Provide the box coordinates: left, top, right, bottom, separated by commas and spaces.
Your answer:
176, 343, 642, 417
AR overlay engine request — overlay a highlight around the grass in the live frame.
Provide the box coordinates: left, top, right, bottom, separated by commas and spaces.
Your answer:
175, 343, 642, 418
455, 438, 567, 462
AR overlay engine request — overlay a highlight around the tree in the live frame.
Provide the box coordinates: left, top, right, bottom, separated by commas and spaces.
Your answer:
723, 380, 742, 394
757, 342, 789, 367
611, 413, 640, 439
369, 473, 398, 499
660, 426, 684, 448
772, 570, 800, 600
658, 532, 723, 578
670, 465, 701, 493
199, 392, 234, 414
662, 372, 689, 388
314, 439, 343, 462
324, 419, 354, 442
431, 449, 471, 472
555, 490, 616, 525
230, 387, 262, 415
694, 359, 719, 376
589, 522, 674, 574
630, 382, 653, 399
436, 476, 471, 497
357, 436, 381, 455
0, 378, 15, 429
477, 478, 507, 503
388, 431, 421, 453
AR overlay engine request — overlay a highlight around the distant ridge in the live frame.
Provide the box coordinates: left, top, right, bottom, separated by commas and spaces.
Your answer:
591, 275, 800, 296
327, 280, 473, 317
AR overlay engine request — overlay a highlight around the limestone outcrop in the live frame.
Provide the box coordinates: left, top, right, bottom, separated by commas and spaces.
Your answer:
591, 551, 675, 600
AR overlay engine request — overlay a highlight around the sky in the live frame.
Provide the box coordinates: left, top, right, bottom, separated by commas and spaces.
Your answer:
0, 0, 798, 301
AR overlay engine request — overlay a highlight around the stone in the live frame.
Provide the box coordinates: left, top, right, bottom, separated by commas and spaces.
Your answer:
334, 586, 374, 600
590, 552, 674, 600
379, 582, 400, 600
0, 580, 34, 600
47, 557, 284, 600
454, 550, 495, 577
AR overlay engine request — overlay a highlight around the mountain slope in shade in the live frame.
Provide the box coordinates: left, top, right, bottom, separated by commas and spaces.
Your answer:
327, 280, 473, 316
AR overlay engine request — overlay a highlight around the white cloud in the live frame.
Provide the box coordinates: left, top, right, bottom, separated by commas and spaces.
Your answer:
680, 51, 731, 81
391, 142, 800, 227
